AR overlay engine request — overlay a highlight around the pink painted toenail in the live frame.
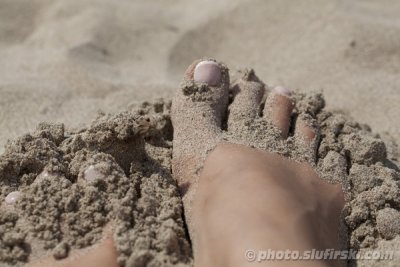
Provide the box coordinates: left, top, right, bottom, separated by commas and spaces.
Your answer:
273, 86, 291, 97
5, 191, 21, 204
193, 61, 221, 86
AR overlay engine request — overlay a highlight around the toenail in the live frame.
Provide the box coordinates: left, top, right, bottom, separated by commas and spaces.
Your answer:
193, 61, 221, 86
5, 191, 21, 204
273, 86, 291, 97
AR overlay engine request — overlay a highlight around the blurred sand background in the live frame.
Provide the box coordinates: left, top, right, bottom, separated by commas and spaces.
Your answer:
1, 0, 399, 154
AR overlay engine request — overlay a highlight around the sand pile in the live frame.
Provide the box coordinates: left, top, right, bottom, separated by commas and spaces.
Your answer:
0, 74, 399, 266
0, 100, 192, 266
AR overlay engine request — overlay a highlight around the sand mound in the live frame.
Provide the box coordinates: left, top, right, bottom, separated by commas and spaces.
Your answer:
0, 100, 192, 266
0, 87, 399, 266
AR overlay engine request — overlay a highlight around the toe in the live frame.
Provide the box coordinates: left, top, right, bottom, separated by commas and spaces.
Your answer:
295, 115, 321, 163
228, 69, 265, 127
172, 59, 230, 136
171, 59, 229, 197
263, 86, 294, 138
295, 115, 318, 146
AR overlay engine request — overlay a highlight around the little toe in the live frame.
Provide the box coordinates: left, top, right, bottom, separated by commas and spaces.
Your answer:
263, 86, 294, 138
228, 69, 265, 128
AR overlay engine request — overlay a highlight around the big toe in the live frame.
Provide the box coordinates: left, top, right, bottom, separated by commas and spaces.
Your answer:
172, 59, 229, 131
171, 59, 230, 207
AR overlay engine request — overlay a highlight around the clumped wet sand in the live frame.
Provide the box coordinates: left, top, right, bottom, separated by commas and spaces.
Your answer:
0, 100, 192, 266
0, 71, 399, 266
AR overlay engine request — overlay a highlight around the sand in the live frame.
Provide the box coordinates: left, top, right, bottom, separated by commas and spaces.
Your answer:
1, 0, 400, 154
0, 67, 399, 265
1, 0, 400, 266
0, 100, 192, 266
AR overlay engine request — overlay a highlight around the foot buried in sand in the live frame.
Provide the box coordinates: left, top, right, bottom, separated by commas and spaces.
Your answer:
172, 59, 345, 267
1, 59, 400, 267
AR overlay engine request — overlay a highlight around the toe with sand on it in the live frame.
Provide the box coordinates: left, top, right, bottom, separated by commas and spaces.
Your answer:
171, 59, 231, 221
263, 86, 294, 139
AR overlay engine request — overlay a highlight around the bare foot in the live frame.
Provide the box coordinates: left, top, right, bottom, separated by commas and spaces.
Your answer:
171, 60, 345, 267
29, 59, 345, 267
27, 227, 118, 267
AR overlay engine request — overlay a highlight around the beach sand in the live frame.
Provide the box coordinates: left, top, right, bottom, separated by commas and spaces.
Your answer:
1, 0, 400, 266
